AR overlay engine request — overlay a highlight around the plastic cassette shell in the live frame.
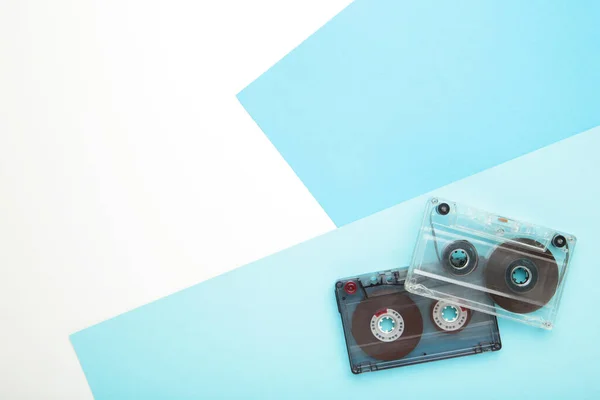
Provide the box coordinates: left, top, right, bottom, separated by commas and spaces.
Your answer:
405, 198, 576, 330
335, 267, 501, 374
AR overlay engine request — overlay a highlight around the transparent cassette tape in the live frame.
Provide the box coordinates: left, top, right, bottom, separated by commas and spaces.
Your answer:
335, 267, 501, 374
405, 198, 576, 329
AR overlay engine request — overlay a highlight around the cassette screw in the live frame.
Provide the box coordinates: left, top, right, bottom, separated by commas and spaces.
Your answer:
552, 234, 566, 248
436, 203, 450, 215
344, 281, 357, 295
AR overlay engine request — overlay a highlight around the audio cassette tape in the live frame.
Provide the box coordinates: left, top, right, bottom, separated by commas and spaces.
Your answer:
405, 198, 576, 330
335, 267, 501, 374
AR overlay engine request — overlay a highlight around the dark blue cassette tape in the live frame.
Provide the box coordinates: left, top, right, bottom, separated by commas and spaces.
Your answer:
335, 267, 501, 374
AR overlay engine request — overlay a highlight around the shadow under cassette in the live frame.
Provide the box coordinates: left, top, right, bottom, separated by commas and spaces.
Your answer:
335, 267, 501, 374
405, 198, 576, 329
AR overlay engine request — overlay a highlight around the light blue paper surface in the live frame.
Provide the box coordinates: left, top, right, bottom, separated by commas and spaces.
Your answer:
72, 127, 600, 399
238, 0, 600, 226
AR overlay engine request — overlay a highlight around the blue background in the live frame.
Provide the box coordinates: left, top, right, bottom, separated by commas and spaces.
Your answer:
72, 127, 600, 399
238, 0, 600, 226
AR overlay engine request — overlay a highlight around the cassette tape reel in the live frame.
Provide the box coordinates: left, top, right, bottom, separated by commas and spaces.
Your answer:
405, 198, 576, 329
335, 268, 501, 374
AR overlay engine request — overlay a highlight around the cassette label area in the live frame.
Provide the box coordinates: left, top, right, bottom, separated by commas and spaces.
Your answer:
335, 268, 501, 374
405, 198, 576, 329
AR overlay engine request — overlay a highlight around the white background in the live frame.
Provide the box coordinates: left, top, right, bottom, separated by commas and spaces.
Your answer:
0, 1, 351, 398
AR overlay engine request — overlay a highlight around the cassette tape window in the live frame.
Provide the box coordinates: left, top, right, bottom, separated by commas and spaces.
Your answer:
405, 198, 576, 329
